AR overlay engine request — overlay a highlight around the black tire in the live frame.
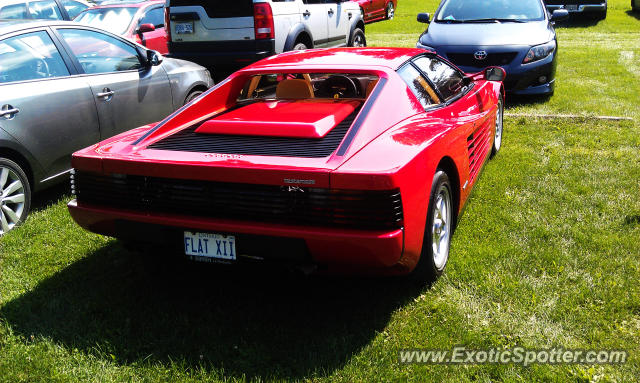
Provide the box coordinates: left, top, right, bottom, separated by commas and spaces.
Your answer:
490, 97, 504, 157
184, 89, 204, 105
386, 1, 395, 20
349, 28, 366, 47
409, 170, 453, 284
0, 157, 31, 236
293, 42, 308, 50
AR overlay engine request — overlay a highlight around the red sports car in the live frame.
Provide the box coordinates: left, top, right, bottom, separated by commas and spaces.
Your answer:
355, 0, 397, 23
75, 0, 168, 54
68, 47, 505, 282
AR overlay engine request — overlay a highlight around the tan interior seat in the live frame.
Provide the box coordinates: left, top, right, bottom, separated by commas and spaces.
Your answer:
365, 79, 379, 97
276, 78, 314, 99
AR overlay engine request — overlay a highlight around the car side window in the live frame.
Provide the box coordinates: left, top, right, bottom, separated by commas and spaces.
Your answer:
413, 56, 466, 102
139, 7, 164, 27
60, 0, 88, 19
0, 30, 70, 84
58, 28, 143, 74
397, 64, 440, 109
28, 0, 64, 20
0, 3, 29, 19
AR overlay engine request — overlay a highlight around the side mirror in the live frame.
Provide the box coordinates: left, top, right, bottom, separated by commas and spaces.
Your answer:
485, 66, 506, 82
137, 23, 155, 34
146, 50, 163, 66
417, 13, 430, 24
550, 9, 569, 22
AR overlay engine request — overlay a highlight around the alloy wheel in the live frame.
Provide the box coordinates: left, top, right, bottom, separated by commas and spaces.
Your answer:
0, 165, 26, 235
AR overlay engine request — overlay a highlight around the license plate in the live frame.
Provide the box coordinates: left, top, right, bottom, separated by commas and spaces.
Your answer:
566, 4, 578, 11
184, 231, 236, 261
175, 22, 193, 34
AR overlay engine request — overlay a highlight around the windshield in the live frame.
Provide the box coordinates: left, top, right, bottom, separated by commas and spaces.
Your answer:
75, 7, 137, 35
436, 0, 545, 22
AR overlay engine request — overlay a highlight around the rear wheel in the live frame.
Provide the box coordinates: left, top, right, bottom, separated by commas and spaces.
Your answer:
491, 97, 504, 157
184, 89, 203, 105
409, 170, 453, 284
293, 42, 308, 50
0, 158, 31, 236
386, 2, 395, 19
349, 28, 366, 47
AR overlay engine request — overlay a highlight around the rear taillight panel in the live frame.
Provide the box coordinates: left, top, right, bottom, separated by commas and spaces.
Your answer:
253, 2, 274, 40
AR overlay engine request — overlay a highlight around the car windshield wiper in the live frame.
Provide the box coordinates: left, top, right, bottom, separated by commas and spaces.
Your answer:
461, 18, 526, 23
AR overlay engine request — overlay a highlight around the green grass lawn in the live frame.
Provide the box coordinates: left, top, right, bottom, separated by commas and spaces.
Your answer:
1, 1, 640, 382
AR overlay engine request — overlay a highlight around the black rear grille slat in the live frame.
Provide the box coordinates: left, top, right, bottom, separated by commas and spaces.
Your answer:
75, 172, 403, 230
147, 106, 360, 158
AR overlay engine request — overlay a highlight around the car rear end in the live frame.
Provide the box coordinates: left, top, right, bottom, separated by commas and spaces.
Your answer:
165, 0, 280, 73
544, 0, 607, 18
67, 64, 420, 274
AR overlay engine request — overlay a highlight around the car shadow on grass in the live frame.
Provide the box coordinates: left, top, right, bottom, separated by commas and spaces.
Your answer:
553, 14, 602, 28
625, 10, 640, 21
30, 182, 71, 212
0, 243, 424, 380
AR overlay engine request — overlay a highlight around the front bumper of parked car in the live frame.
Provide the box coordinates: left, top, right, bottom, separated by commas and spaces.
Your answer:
418, 42, 557, 96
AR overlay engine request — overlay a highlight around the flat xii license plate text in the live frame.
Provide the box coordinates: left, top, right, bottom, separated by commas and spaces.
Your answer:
184, 231, 236, 261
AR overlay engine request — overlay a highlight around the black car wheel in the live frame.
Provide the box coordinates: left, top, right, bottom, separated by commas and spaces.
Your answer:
410, 170, 453, 284
0, 158, 31, 236
386, 2, 395, 19
491, 97, 504, 157
349, 28, 366, 47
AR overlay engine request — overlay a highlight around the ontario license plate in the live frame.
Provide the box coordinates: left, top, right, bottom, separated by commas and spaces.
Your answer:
184, 231, 236, 261
175, 22, 193, 34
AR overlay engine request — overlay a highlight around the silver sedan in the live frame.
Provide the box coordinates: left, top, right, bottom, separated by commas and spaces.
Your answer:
0, 20, 214, 235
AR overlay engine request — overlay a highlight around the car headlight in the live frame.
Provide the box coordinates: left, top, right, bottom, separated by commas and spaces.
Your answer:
523, 40, 556, 64
417, 42, 436, 52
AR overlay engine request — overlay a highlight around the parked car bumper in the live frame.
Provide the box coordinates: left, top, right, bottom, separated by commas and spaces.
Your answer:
68, 199, 406, 273
545, 3, 607, 13
167, 39, 276, 70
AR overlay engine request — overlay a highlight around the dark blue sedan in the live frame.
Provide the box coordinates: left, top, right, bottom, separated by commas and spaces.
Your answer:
416, 0, 568, 96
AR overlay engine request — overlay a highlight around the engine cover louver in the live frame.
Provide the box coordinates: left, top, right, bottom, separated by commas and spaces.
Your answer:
147, 106, 361, 158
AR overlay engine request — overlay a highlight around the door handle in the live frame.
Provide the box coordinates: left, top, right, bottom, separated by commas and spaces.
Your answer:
96, 88, 115, 100
303, 10, 310, 17
0, 105, 19, 119
328, 8, 334, 16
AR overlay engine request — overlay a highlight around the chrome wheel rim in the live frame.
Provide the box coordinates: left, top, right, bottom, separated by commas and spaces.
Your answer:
387, 2, 394, 19
494, 100, 503, 151
431, 184, 451, 270
353, 34, 365, 47
0, 166, 25, 235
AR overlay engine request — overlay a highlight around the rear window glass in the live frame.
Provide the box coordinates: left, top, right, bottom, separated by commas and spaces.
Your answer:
170, 0, 253, 18
0, 3, 28, 19
75, 7, 137, 35
237, 73, 380, 101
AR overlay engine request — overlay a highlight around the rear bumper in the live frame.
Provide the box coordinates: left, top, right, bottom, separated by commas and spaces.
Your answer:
167, 39, 276, 70
68, 199, 406, 274
545, 3, 607, 13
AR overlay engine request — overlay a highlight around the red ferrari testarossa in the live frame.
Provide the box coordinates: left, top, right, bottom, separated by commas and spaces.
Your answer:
68, 47, 505, 282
